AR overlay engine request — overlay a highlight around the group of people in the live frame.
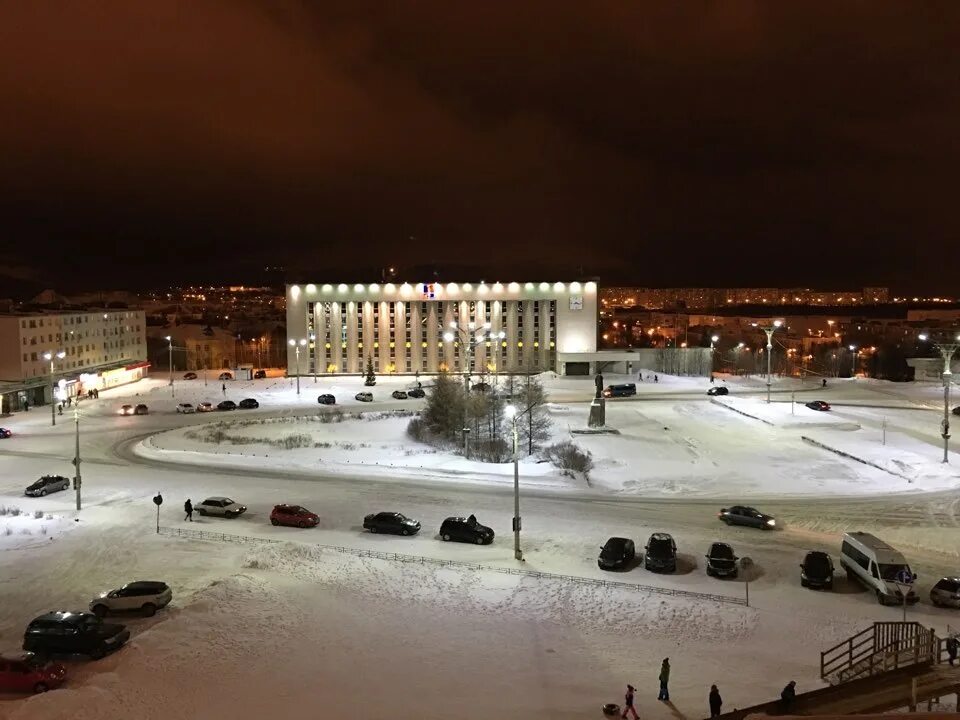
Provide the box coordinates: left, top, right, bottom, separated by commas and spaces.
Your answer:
619, 660, 798, 718
637, 372, 658, 383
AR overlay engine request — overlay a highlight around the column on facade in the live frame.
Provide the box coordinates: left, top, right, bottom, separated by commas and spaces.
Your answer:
313, 302, 327, 374
426, 302, 439, 373
522, 300, 535, 370
378, 301, 390, 372
490, 300, 503, 376
360, 301, 374, 373
346, 301, 359, 373
506, 300, 519, 371
330, 302, 342, 373
442, 302, 455, 372
538, 301, 550, 370
407, 301, 419, 373
473, 300, 486, 374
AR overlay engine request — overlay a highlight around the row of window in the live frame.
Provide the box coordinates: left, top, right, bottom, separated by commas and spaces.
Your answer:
20, 313, 141, 330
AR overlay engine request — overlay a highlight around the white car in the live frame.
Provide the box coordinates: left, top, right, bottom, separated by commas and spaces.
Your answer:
89, 581, 172, 617
176, 403, 196, 414
195, 497, 247, 518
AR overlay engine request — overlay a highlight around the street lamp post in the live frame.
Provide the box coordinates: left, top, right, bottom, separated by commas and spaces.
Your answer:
709, 335, 719, 375
752, 321, 783, 403
310, 334, 317, 383
919, 333, 960, 463
288, 338, 307, 395
73, 403, 82, 511
165, 335, 174, 397
444, 321, 500, 458
505, 404, 523, 561
44, 350, 65, 426
848, 345, 857, 377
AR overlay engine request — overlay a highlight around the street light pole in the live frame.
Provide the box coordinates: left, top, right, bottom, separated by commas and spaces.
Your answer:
505, 404, 523, 561
165, 335, 174, 397
849, 345, 857, 377
288, 338, 306, 395
44, 350, 65, 427
919, 333, 959, 464
73, 403, 82, 511
753, 320, 783, 403
444, 321, 494, 459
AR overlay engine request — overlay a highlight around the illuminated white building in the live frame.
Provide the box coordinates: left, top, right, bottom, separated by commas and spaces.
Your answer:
285, 281, 598, 376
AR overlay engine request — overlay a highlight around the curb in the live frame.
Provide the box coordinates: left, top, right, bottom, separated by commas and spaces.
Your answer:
801, 436, 912, 482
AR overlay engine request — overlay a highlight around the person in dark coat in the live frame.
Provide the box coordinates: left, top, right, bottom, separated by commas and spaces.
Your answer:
709, 685, 722, 717
947, 636, 959, 666
621, 684, 638, 720
658, 658, 670, 701
184, 498, 193, 522
222, 383, 227, 396
654, 374, 659, 383
821, 378, 827, 388
467, 514, 477, 527
780, 681, 796, 712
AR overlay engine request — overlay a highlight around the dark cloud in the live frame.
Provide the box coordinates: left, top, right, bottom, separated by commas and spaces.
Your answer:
0, 1, 957, 291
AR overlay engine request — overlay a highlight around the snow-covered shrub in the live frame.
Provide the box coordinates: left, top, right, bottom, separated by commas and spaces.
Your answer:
3, 526, 11, 536
544, 441, 594, 479
406, 417, 427, 441
313, 441, 333, 448
319, 409, 344, 424
19, 528, 30, 535
34, 510, 43, 519
277, 434, 312, 450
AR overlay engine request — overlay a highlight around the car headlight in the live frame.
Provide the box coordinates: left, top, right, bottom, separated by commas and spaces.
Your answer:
766, 519, 776, 526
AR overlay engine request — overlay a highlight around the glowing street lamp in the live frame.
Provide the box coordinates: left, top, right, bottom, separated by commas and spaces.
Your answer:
848, 345, 857, 377
504, 404, 523, 561
288, 338, 307, 395
165, 335, 174, 395
43, 350, 66, 426
918, 332, 960, 462
752, 320, 783, 403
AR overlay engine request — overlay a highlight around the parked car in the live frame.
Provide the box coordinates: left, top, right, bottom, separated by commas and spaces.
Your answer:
718, 505, 777, 529
25, 475, 70, 497
363, 511, 420, 535
840, 531, 918, 605
439, 516, 494, 545
238, 398, 259, 409
134, 404, 149, 415
364, 377, 376, 387
197, 402, 214, 412
270, 504, 320, 528
176, 403, 196, 414
0, 652, 66, 694
644, 533, 677, 573
598, 537, 636, 570
953, 406, 960, 417
254, 370, 267, 379
23, 612, 129, 660
705, 542, 738, 578
0, 428, 12, 439
603, 383, 637, 398
800, 550, 835, 590
183, 372, 198, 380
806, 400, 831, 411
355, 392, 373, 402
217, 400, 237, 411
119, 404, 135, 415
408, 387, 425, 399
472, 382, 491, 393
218, 372, 233, 381
317, 394, 336, 405
195, 497, 247, 518
930, 577, 960, 608
707, 386, 729, 396
391, 390, 408, 400
89, 581, 172, 617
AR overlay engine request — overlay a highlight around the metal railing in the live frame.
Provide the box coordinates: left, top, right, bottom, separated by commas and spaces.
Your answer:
822, 622, 936, 683
158, 526, 747, 606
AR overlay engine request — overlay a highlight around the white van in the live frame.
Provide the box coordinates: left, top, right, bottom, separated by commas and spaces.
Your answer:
840, 531, 918, 605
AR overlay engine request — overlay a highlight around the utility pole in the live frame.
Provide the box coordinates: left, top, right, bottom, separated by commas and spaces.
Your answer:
506, 404, 523, 561
165, 335, 174, 397
44, 350, 65, 427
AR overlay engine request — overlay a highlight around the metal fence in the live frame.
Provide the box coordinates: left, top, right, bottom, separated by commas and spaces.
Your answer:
159, 526, 748, 606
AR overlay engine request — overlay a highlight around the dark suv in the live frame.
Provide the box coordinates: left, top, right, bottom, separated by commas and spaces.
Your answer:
705, 542, 738, 578
800, 550, 834, 590
439, 516, 494, 544
25, 475, 70, 497
23, 612, 129, 660
644, 533, 677, 573
598, 537, 636, 570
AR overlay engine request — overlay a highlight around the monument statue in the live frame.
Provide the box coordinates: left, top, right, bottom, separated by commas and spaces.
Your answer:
594, 373, 604, 399
589, 373, 606, 428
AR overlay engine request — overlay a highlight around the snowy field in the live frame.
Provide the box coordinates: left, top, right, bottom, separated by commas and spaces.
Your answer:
2, 371, 960, 718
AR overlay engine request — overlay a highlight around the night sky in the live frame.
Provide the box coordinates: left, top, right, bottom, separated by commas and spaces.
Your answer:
1, 2, 958, 293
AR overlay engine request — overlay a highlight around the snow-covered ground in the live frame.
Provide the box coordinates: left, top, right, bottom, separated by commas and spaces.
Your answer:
1, 371, 960, 718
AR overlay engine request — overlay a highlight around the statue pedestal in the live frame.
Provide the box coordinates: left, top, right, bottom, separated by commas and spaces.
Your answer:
588, 397, 606, 428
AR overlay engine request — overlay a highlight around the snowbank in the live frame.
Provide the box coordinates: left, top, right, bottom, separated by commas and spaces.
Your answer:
712, 396, 861, 430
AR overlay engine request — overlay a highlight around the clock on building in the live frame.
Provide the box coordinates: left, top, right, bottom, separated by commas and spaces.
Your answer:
569, 295, 583, 310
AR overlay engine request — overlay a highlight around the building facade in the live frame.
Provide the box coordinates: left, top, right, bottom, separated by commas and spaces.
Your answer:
286, 281, 598, 375
0, 310, 148, 411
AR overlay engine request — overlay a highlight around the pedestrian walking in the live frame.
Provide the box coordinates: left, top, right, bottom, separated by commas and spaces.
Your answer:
710, 374, 715, 383
58, 404, 63, 416
822, 378, 827, 388
947, 636, 958, 666
621, 684, 639, 719
657, 658, 670, 701
654, 374, 659, 384
222, 383, 227, 396
780, 681, 796, 712
94, 388, 99, 399
709, 685, 722, 717
23, 401, 29, 411
184, 498, 193, 522
638, 372, 643, 382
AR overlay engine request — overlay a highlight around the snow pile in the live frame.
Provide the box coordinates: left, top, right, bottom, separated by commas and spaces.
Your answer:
0, 509, 73, 550
712, 397, 861, 430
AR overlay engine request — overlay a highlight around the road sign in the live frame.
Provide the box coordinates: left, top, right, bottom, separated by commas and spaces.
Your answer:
895, 568, 914, 586
152, 493, 163, 506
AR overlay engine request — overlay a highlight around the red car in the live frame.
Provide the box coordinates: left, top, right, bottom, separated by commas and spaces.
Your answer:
0, 653, 65, 694
270, 504, 320, 528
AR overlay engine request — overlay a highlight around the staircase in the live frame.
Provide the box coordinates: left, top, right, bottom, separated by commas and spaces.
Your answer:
821, 622, 939, 685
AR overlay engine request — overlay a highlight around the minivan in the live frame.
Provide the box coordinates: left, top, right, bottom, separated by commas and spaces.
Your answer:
603, 383, 637, 398
840, 532, 918, 605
